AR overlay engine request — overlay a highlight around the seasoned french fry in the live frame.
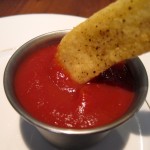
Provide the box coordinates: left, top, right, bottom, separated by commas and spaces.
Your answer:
56, 0, 150, 84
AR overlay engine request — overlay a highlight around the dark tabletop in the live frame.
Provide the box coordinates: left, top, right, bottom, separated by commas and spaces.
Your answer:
0, 0, 115, 18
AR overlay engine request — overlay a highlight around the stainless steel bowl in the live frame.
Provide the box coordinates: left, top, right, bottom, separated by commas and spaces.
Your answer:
3, 30, 148, 149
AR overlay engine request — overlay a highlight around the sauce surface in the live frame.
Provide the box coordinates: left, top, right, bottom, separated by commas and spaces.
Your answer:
14, 44, 135, 129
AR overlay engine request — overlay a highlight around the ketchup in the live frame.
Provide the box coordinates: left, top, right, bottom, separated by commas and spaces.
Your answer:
14, 44, 135, 129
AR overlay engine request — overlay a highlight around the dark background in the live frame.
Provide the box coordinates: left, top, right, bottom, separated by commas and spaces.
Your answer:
0, 0, 115, 17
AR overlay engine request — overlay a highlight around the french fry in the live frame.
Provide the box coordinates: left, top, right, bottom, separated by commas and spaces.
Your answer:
56, 0, 150, 84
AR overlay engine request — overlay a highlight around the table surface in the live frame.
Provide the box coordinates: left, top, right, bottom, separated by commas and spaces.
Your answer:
0, 0, 115, 18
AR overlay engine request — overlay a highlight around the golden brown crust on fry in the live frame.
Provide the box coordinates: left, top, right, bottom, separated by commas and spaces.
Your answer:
56, 0, 150, 84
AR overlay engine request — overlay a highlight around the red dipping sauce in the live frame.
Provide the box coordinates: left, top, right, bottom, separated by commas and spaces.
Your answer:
14, 43, 135, 129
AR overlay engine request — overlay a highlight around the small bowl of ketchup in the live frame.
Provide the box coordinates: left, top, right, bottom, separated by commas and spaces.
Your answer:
3, 30, 148, 149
